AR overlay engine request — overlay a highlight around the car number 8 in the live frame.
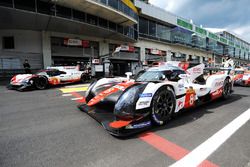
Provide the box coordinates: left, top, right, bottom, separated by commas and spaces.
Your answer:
190, 94, 194, 105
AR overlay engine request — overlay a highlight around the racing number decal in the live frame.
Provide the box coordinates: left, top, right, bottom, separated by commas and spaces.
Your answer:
49, 77, 60, 85
189, 94, 195, 106
184, 88, 196, 108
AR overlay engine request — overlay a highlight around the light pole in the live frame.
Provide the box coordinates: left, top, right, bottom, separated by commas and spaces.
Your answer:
91, 46, 95, 77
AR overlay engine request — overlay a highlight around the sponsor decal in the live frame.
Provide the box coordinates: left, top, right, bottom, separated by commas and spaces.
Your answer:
138, 101, 150, 106
215, 81, 224, 87
176, 100, 184, 111
193, 67, 202, 74
243, 75, 250, 80
139, 93, 152, 98
178, 84, 184, 88
184, 88, 196, 108
211, 87, 223, 99
48, 77, 60, 85
200, 88, 207, 91
126, 121, 151, 129
178, 101, 183, 108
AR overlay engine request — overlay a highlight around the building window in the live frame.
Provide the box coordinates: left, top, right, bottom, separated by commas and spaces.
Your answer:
2, 36, 14, 49
108, 0, 118, 9
109, 21, 117, 31
149, 21, 156, 37
37, 0, 55, 15
99, 17, 108, 28
157, 24, 171, 40
0, 0, 13, 7
14, 0, 36, 11
56, 5, 72, 19
139, 17, 148, 35
86, 14, 97, 25
117, 25, 123, 34
72, 9, 85, 22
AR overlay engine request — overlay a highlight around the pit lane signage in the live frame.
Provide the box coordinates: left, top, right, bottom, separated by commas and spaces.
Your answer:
177, 18, 193, 31
64, 38, 89, 47
64, 38, 82, 46
150, 49, 162, 55
114, 45, 135, 53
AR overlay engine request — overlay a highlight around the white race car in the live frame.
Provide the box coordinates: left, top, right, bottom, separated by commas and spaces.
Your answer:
8, 66, 90, 91
78, 61, 234, 136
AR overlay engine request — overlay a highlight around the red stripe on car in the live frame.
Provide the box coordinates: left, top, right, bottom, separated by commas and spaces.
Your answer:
87, 81, 135, 106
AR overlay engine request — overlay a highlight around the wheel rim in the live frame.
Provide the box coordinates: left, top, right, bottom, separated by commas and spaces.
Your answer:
154, 91, 174, 121
36, 78, 46, 89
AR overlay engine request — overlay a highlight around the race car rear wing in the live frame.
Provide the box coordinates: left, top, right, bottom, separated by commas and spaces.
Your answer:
47, 66, 80, 71
186, 63, 205, 81
166, 61, 205, 81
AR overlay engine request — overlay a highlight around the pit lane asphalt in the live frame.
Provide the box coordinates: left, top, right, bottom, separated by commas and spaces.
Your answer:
0, 84, 249, 167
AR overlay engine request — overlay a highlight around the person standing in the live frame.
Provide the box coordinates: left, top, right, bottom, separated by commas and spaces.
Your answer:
109, 63, 113, 77
23, 59, 31, 74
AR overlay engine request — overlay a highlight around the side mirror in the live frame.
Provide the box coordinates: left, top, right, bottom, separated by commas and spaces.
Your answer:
125, 72, 133, 80
159, 74, 166, 80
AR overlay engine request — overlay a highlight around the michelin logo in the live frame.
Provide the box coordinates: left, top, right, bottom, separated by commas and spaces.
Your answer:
139, 93, 152, 98
126, 121, 151, 129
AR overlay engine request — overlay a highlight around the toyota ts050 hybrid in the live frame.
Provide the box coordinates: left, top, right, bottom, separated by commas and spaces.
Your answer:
8, 66, 90, 91
78, 61, 234, 136
233, 68, 250, 86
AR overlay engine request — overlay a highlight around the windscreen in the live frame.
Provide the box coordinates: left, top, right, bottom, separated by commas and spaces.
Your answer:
136, 70, 172, 82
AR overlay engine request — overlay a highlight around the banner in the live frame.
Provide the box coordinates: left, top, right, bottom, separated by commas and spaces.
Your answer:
64, 38, 89, 47
114, 45, 135, 53
150, 49, 162, 55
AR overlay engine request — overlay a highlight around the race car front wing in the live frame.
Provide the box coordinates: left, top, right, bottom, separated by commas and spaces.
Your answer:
78, 103, 152, 137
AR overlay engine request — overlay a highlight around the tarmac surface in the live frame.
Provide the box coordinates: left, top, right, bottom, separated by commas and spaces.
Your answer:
0, 83, 249, 167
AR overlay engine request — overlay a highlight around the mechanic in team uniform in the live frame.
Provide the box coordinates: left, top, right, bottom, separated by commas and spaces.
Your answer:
23, 59, 31, 74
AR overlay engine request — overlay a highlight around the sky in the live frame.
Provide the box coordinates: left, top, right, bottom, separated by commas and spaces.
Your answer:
148, 0, 250, 43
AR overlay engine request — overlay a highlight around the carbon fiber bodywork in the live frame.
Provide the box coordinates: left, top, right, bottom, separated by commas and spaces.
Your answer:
78, 103, 152, 137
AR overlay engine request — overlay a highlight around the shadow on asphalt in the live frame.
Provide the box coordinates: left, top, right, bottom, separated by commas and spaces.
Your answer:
120, 94, 247, 140
2, 81, 91, 92
155, 94, 246, 130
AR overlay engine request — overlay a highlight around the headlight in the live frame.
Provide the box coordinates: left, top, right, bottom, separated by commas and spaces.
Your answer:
114, 84, 147, 119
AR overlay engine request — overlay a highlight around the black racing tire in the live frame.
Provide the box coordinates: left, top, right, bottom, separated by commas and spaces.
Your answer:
81, 74, 91, 83
151, 86, 176, 126
80, 74, 86, 83
34, 76, 48, 90
222, 78, 231, 99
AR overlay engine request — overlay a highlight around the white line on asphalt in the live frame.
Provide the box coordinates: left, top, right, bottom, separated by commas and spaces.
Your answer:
170, 108, 250, 167
62, 94, 72, 97
71, 97, 83, 101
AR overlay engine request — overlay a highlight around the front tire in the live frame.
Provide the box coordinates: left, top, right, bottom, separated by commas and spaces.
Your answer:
151, 86, 176, 125
34, 76, 48, 90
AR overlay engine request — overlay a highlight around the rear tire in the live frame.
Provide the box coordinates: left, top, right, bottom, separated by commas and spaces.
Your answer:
81, 74, 91, 83
80, 74, 86, 83
151, 86, 176, 126
222, 78, 231, 99
34, 76, 48, 90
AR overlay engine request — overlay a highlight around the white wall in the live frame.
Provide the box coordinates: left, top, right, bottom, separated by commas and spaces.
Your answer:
0, 29, 42, 53
0, 30, 43, 69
